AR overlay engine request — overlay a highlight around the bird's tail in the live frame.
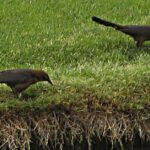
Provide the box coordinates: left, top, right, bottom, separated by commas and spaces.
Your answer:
92, 16, 123, 30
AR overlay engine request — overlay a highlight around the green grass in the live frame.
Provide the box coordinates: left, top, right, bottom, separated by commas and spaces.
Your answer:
0, 0, 149, 111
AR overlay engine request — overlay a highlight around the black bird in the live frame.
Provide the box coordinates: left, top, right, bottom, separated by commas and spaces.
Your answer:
92, 16, 150, 47
0, 69, 53, 97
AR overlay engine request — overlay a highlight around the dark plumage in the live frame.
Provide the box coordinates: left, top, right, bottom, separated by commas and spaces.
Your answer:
92, 16, 150, 47
0, 69, 53, 96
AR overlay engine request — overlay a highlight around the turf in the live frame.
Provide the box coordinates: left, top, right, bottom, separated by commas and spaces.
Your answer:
0, 0, 149, 111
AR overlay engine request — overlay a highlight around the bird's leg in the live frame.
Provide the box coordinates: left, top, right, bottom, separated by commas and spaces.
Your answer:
18, 93, 22, 99
11, 82, 32, 99
135, 39, 144, 48
136, 41, 142, 47
14, 92, 22, 99
11, 88, 21, 99
13, 92, 20, 99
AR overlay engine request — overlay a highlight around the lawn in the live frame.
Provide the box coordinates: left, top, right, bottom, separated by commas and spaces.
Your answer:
0, 0, 150, 149
0, 0, 149, 110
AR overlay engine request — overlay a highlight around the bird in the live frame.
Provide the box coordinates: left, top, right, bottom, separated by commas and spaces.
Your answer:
92, 16, 150, 47
0, 69, 53, 97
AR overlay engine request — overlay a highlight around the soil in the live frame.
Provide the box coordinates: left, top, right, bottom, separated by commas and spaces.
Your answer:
0, 95, 150, 150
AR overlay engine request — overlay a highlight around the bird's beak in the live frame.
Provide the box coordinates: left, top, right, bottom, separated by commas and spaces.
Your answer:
48, 79, 53, 85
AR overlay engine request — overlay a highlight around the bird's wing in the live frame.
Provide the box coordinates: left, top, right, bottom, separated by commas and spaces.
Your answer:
0, 70, 30, 86
119, 26, 146, 37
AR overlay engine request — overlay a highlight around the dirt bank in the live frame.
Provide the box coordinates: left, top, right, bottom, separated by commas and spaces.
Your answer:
0, 95, 150, 150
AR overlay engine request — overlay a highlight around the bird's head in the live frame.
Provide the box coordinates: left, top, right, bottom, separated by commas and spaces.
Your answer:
38, 71, 53, 85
